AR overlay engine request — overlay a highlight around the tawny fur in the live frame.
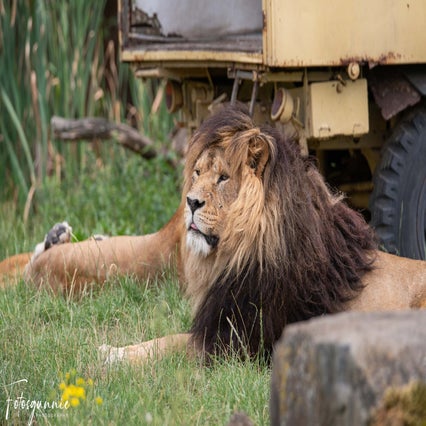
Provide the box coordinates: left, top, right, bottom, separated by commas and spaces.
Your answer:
0, 105, 425, 363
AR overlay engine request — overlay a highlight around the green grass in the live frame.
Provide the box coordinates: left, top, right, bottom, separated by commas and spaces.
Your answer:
0, 149, 180, 258
0, 153, 270, 425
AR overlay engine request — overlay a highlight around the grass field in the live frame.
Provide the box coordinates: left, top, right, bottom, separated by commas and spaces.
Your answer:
0, 149, 271, 425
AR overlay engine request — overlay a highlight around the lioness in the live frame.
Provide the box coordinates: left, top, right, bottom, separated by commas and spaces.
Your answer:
1, 105, 426, 363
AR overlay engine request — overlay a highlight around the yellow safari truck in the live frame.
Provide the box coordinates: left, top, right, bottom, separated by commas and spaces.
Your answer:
118, 0, 426, 260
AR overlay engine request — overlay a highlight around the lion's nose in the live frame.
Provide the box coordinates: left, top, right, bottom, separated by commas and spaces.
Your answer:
187, 197, 205, 213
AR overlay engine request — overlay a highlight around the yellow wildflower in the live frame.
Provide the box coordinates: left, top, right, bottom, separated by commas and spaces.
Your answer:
57, 370, 101, 409
76, 377, 85, 386
70, 397, 80, 407
70, 384, 86, 400
61, 388, 71, 403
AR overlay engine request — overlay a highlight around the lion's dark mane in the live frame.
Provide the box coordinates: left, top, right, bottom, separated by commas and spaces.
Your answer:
189, 105, 377, 359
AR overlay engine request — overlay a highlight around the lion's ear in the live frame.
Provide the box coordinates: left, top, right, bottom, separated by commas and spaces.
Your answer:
247, 132, 273, 178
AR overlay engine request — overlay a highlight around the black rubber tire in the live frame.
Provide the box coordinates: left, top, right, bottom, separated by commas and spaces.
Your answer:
369, 108, 426, 260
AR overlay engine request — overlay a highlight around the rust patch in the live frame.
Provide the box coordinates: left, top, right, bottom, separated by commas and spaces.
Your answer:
339, 51, 403, 67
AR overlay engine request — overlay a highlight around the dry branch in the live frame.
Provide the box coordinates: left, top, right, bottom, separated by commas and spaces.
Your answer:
51, 116, 158, 160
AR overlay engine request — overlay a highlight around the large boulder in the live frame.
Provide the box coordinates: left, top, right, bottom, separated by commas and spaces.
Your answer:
270, 310, 426, 425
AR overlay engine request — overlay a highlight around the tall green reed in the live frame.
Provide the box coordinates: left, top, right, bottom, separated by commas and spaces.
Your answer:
0, 0, 107, 208
0, 1, 171, 219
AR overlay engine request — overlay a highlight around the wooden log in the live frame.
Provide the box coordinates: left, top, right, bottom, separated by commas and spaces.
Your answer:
51, 116, 158, 160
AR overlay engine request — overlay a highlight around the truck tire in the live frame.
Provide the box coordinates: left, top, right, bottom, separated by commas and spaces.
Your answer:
369, 108, 426, 260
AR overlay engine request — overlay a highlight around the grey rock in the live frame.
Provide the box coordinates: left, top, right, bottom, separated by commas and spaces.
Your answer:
270, 310, 426, 426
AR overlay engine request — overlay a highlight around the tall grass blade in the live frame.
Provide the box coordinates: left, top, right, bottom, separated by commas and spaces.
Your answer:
1, 88, 36, 186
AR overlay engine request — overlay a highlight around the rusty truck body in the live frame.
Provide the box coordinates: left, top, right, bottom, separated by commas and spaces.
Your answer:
118, 0, 426, 259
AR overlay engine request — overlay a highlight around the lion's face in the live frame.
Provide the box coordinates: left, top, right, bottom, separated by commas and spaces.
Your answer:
184, 147, 240, 257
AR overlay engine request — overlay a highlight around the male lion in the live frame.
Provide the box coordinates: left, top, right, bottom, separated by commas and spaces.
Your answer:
1, 105, 426, 363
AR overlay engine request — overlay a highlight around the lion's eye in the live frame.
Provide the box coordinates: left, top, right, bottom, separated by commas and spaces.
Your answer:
217, 174, 229, 184
194, 169, 201, 176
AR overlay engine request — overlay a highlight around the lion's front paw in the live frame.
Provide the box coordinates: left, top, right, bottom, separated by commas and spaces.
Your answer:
99, 344, 125, 365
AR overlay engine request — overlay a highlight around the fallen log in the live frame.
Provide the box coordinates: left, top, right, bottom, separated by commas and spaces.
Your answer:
51, 116, 158, 160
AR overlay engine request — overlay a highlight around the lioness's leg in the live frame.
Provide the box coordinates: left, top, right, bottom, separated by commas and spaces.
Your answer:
24, 206, 184, 293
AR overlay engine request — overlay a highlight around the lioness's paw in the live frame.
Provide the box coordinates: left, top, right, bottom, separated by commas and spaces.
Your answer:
99, 344, 125, 365
44, 221, 72, 250
31, 221, 72, 263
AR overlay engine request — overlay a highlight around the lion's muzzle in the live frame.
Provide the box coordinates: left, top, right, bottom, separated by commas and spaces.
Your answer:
187, 196, 205, 213
185, 196, 219, 256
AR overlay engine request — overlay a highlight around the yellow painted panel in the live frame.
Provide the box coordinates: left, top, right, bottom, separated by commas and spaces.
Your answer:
265, 0, 426, 66
308, 79, 369, 138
